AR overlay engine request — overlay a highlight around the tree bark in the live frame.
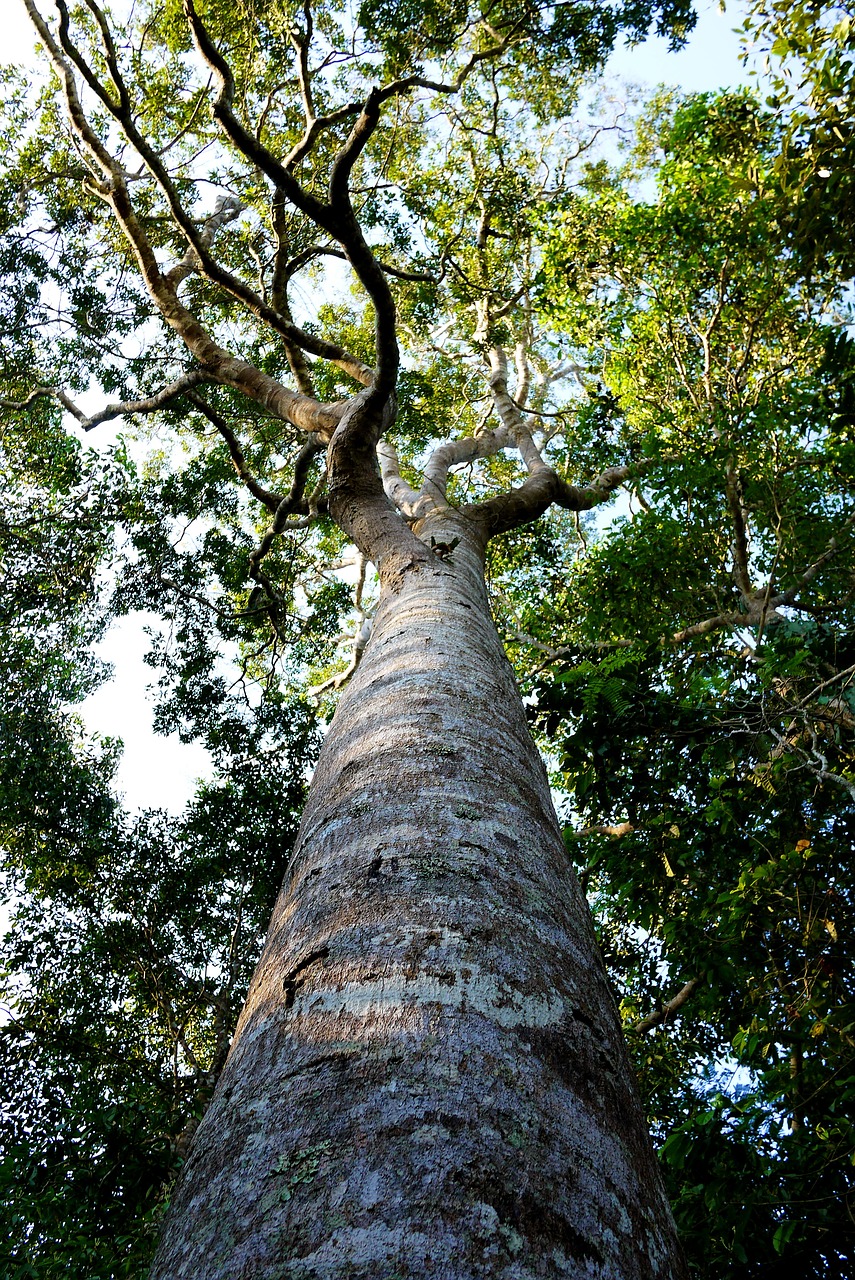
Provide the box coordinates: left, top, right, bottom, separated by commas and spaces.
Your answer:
151, 513, 685, 1279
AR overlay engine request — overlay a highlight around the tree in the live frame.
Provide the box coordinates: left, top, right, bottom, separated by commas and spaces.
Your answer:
1, 0, 852, 1276
529, 89, 855, 1275
3, 0, 698, 1273
742, 0, 855, 276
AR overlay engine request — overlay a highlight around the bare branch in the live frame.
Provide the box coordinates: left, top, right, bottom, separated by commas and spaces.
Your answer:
422, 426, 513, 506
3, 367, 215, 435
672, 508, 855, 645
291, 0, 315, 123
82, 371, 216, 430
371, 32, 512, 103
634, 978, 702, 1034
282, 101, 368, 172
270, 200, 319, 399
163, 193, 245, 290
609, 507, 854, 647
1, 385, 87, 422
487, 345, 549, 475
311, 244, 437, 284
699, 259, 729, 404
509, 631, 634, 659
376, 439, 432, 518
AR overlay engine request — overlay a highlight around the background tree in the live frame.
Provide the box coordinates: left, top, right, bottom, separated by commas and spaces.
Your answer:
528, 88, 855, 1275
0, 180, 320, 1277
2, 0, 697, 1274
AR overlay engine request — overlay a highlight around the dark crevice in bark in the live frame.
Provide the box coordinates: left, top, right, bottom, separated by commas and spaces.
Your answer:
283, 947, 331, 1010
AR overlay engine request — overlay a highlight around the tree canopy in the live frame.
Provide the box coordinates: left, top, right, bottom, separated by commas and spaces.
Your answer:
1, 0, 853, 1276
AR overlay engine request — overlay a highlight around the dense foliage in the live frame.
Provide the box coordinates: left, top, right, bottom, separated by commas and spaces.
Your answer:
0, 1, 852, 1276
521, 87, 855, 1276
0, 396, 321, 1278
743, 0, 855, 276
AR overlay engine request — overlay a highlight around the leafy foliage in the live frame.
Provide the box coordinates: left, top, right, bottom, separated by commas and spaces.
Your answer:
509, 89, 855, 1277
743, 0, 855, 276
1, 232, 323, 1279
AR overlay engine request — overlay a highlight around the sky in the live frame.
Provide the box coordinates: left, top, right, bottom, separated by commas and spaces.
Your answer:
3, 1, 754, 813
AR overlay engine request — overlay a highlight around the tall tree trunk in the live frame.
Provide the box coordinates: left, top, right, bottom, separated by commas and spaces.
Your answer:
151, 515, 685, 1279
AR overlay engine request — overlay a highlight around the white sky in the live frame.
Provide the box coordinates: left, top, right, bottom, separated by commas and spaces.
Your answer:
3, 1, 754, 813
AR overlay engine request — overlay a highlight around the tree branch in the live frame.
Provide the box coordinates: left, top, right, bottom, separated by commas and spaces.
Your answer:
487, 345, 549, 476
248, 438, 325, 576
58, 0, 373, 388
183, 0, 397, 403
25, 0, 344, 437
793, 661, 855, 711
1, 385, 87, 422
2, 370, 220, 430
309, 613, 374, 698
376, 439, 432, 518
633, 978, 702, 1034
477, 460, 645, 539
270, 199, 319, 398
725, 462, 753, 602
182, 0, 332, 228
422, 426, 513, 507
186, 393, 286, 513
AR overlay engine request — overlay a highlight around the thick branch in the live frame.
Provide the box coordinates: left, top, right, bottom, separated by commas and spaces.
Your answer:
182, 0, 333, 230
487, 346, 548, 476
327, 390, 432, 580
422, 426, 512, 507
376, 439, 432, 519
324, 92, 399, 399
477, 461, 644, 540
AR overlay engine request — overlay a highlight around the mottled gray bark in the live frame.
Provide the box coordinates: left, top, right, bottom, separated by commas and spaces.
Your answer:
151, 513, 685, 1279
